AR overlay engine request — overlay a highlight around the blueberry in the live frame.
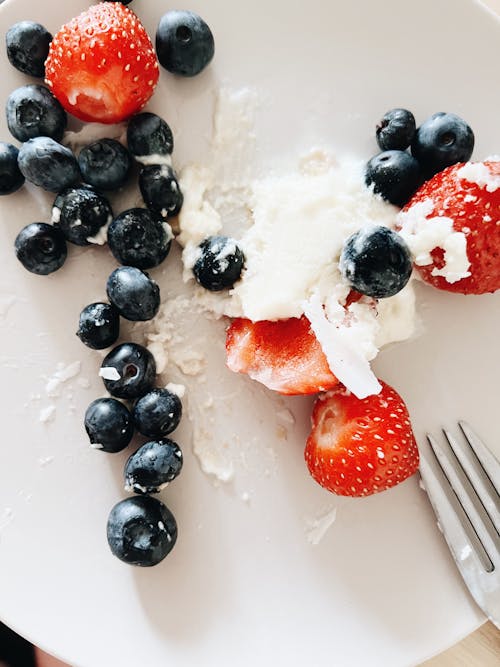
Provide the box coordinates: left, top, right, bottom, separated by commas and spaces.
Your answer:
0, 142, 24, 195
139, 164, 183, 220
339, 226, 413, 299
107, 208, 172, 269
77, 302, 120, 350
106, 266, 160, 321
365, 150, 421, 207
127, 112, 173, 162
78, 139, 132, 191
133, 388, 182, 438
124, 439, 183, 494
15, 222, 67, 275
52, 186, 112, 246
6, 85, 67, 143
101, 342, 156, 399
376, 108, 416, 151
411, 112, 474, 177
193, 235, 245, 291
6, 21, 52, 78
84, 398, 134, 453
107, 495, 177, 566
17, 137, 80, 192
156, 10, 214, 77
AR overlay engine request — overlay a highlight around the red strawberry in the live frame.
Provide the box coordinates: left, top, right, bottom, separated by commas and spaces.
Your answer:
401, 161, 500, 294
304, 381, 419, 497
225, 316, 339, 395
45, 3, 159, 123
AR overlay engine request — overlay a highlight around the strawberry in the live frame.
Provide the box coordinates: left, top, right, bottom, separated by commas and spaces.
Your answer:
45, 3, 159, 124
400, 161, 500, 294
225, 316, 339, 395
304, 381, 419, 497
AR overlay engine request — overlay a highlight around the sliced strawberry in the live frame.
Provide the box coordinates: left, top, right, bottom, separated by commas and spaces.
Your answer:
304, 381, 419, 497
401, 161, 500, 295
45, 3, 159, 123
225, 316, 339, 395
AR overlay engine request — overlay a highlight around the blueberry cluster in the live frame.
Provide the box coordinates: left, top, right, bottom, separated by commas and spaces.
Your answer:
366, 107, 474, 207
340, 108, 475, 300
3, 23, 189, 566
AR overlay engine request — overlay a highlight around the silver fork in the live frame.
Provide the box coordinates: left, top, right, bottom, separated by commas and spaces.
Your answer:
419, 421, 500, 628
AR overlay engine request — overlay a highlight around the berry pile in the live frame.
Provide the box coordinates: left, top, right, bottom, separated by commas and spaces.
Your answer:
2, 3, 215, 566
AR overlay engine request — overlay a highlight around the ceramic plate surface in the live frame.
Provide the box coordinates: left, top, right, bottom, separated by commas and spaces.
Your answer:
0, 1, 499, 665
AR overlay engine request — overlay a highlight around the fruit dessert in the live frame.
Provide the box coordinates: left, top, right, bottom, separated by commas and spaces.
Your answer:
1, 2, 499, 567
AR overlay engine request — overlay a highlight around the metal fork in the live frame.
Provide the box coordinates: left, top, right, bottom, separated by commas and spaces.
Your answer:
419, 421, 500, 628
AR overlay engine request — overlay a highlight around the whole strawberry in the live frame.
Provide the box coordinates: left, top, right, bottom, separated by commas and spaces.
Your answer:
45, 3, 159, 123
399, 161, 500, 295
304, 381, 419, 497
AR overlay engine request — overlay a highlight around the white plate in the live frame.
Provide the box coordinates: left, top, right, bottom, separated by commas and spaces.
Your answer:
0, 0, 499, 665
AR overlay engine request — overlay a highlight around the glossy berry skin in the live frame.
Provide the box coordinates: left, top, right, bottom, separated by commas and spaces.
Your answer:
53, 186, 113, 246
6, 21, 52, 78
411, 112, 474, 177
84, 397, 134, 453
126, 112, 173, 161
305, 381, 419, 497
6, 85, 67, 143
107, 208, 172, 269
193, 235, 245, 291
45, 3, 159, 124
107, 495, 177, 566
106, 266, 160, 321
101, 342, 156, 399
124, 438, 183, 494
156, 10, 214, 77
376, 108, 416, 151
139, 165, 183, 219
365, 150, 421, 207
15, 223, 67, 275
340, 226, 412, 298
133, 388, 182, 438
76, 302, 120, 350
17, 137, 80, 192
78, 139, 132, 191
0, 142, 24, 195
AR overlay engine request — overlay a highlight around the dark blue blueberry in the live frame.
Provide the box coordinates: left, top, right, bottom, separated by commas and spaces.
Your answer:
84, 397, 134, 453
107, 266, 160, 321
133, 388, 182, 438
127, 112, 173, 161
156, 10, 214, 77
0, 142, 24, 195
365, 150, 421, 207
107, 208, 172, 269
17, 137, 80, 192
193, 235, 245, 291
124, 438, 183, 494
78, 139, 132, 191
139, 164, 183, 219
6, 21, 52, 78
376, 108, 416, 151
107, 495, 177, 566
6, 85, 67, 143
411, 112, 474, 177
52, 186, 112, 246
101, 342, 157, 399
14, 222, 67, 275
339, 226, 413, 299
77, 302, 120, 350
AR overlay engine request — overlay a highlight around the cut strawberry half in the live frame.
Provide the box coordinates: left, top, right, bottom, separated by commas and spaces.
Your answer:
225, 316, 339, 395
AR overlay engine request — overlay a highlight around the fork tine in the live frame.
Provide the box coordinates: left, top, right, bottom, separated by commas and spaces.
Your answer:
459, 421, 500, 492
422, 435, 494, 573
444, 427, 500, 535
